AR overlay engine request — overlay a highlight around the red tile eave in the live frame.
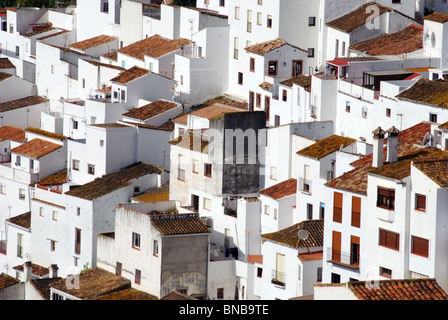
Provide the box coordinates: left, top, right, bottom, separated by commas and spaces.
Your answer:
298, 251, 323, 262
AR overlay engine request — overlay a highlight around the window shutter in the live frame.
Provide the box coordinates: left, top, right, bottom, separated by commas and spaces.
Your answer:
412, 236, 429, 257
333, 192, 343, 223
351, 196, 361, 228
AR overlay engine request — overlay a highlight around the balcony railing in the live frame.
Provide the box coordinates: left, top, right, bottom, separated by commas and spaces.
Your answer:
271, 270, 286, 287
327, 248, 359, 269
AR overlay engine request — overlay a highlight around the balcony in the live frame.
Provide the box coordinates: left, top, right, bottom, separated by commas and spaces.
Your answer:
327, 248, 359, 269
271, 270, 286, 288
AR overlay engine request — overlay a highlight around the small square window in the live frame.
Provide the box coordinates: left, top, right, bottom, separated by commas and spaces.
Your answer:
380, 267, 392, 278
386, 108, 391, 117
73, 159, 80, 171
99, 139, 104, 147
217, 288, 224, 299
415, 194, 426, 212
52, 211, 58, 221
39, 207, 44, 217
19, 188, 25, 200
307, 48, 315, 57
309, 17, 316, 26
88, 164, 95, 175
135, 269, 141, 284
204, 163, 212, 177
132, 232, 141, 249
153, 240, 159, 256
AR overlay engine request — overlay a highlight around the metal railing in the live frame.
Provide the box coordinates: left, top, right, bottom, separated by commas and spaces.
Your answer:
271, 270, 286, 287
327, 248, 359, 268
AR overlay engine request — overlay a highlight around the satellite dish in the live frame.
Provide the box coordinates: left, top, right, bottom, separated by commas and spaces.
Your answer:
298, 229, 309, 241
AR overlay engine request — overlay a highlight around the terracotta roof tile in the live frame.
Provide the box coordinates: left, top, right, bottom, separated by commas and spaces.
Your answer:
349, 24, 423, 56
6, 211, 31, 229
111, 66, 150, 84
123, 100, 178, 120
26, 127, 67, 141
412, 159, 448, 187
151, 213, 210, 236
0, 95, 48, 113
326, 2, 392, 33
262, 219, 324, 249
13, 263, 49, 277
396, 78, 448, 108
172, 103, 244, 124
245, 38, 307, 55
102, 50, 118, 61
349, 279, 448, 300
0, 125, 25, 142
161, 290, 198, 300
133, 182, 170, 202
117, 34, 193, 60
259, 178, 297, 200
169, 131, 209, 153
35, 169, 68, 187
326, 122, 432, 194
259, 82, 273, 90
65, 162, 162, 200
11, 138, 62, 159
30, 277, 62, 300
69, 35, 118, 51
0, 273, 20, 290
279, 75, 311, 91
297, 135, 356, 160
94, 287, 159, 300
0, 58, 15, 69
424, 12, 448, 23
82, 59, 126, 71
51, 268, 131, 300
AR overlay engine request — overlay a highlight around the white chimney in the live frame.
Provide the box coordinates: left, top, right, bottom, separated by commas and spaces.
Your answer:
49, 264, 59, 278
23, 261, 33, 282
372, 127, 385, 168
386, 126, 400, 163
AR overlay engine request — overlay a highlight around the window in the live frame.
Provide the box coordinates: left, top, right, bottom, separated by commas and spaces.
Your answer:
153, 240, 159, 256
17, 233, 23, 258
116, 262, 122, 276
386, 108, 391, 117
264, 205, 270, 215
333, 192, 343, 223
192, 159, 199, 173
249, 91, 254, 111
52, 210, 58, 221
257, 267, 263, 278
429, 113, 437, 123
238, 72, 243, 85
16, 155, 21, 166
415, 194, 426, 212
9, 23, 13, 34
257, 0, 262, 4
256, 93, 261, 108
317, 267, 322, 282
308, 17, 316, 26
30, 159, 34, 171
267, 15, 272, 28
121, 90, 126, 101
380, 267, 392, 278
351, 236, 360, 265
132, 232, 141, 249
275, 115, 280, 127
88, 164, 95, 175
270, 166, 277, 180
122, 60, 126, 69
217, 288, 224, 299
292, 60, 303, 77
219, 0, 225, 6
75, 228, 81, 255
203, 198, 212, 211
282, 89, 287, 102
307, 48, 315, 57
39, 207, 44, 217
51, 65, 55, 74
268, 61, 278, 76
247, 10, 252, 33
73, 159, 80, 171
377, 187, 395, 210
15, 46, 19, 56
411, 236, 429, 258
101, 0, 109, 13
204, 163, 212, 177
307, 203, 313, 220
351, 196, 361, 228
99, 139, 104, 147
346, 101, 351, 113
250, 58, 255, 72
257, 12, 262, 25
234, 37, 239, 59
274, 208, 277, 220
0, 184, 6, 195
73, 120, 78, 130
135, 269, 141, 284
77, 207, 81, 216
379, 229, 399, 251
319, 202, 325, 219
234, 6, 240, 20
19, 188, 25, 200
265, 96, 270, 121
50, 240, 56, 252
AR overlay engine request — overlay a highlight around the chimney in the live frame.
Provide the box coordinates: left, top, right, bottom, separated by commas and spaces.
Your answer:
372, 127, 385, 168
23, 261, 33, 282
49, 264, 59, 278
386, 126, 400, 163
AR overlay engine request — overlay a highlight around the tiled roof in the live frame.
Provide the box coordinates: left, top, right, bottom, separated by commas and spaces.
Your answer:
424, 12, 448, 23
51, 268, 131, 300
102, 50, 118, 61
65, 162, 162, 200
13, 263, 49, 277
348, 278, 448, 300
262, 219, 324, 249
438, 121, 448, 129
69, 34, 118, 51
161, 290, 198, 300
122, 100, 178, 120
326, 122, 432, 195
395, 78, 448, 108
173, 103, 246, 124
37, 29, 70, 41
349, 25, 423, 56
259, 178, 297, 200
26, 127, 67, 141
133, 182, 170, 202
279, 75, 311, 91
259, 82, 273, 90
326, 2, 392, 32
117, 34, 193, 60
0, 273, 20, 290
151, 213, 210, 236
245, 38, 307, 55
10, 138, 62, 159
412, 159, 448, 187
35, 169, 68, 187
0, 125, 25, 142
30, 277, 62, 300
367, 148, 448, 181
6, 211, 31, 229
110, 66, 150, 84
24, 23, 54, 38
297, 135, 356, 160
0, 95, 48, 113
94, 287, 159, 300
0, 58, 15, 69
169, 131, 209, 153
82, 59, 126, 71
